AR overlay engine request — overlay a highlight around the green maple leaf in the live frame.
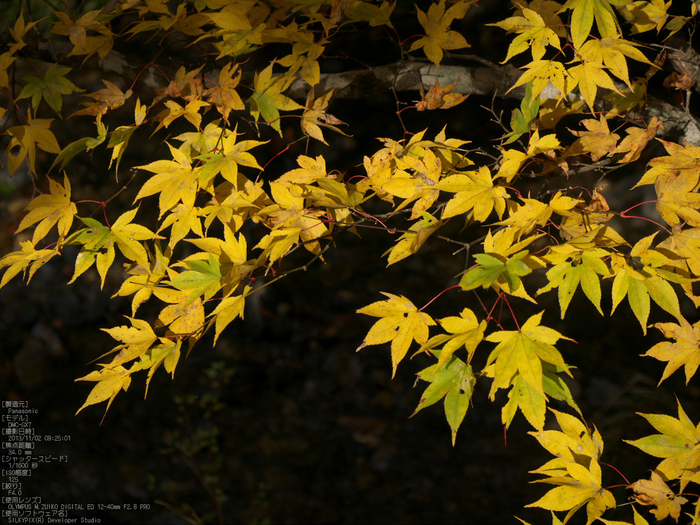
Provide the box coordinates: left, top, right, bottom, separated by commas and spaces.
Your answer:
108, 125, 138, 173
485, 312, 573, 416
66, 216, 112, 286
170, 253, 222, 304
247, 63, 303, 135
67, 210, 159, 288
52, 119, 108, 172
17, 64, 83, 114
195, 128, 265, 190
503, 81, 540, 145
412, 353, 476, 445
460, 250, 533, 294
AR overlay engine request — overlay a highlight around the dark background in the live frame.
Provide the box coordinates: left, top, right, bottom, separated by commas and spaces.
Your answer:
1, 1, 699, 524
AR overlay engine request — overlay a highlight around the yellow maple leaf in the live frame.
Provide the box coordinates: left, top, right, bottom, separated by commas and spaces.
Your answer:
567, 60, 620, 111
75, 365, 131, 420
7, 10, 40, 54
157, 203, 203, 249
645, 318, 700, 385
152, 66, 204, 106
389, 148, 443, 219
134, 143, 200, 218
419, 307, 486, 370
75, 316, 162, 418
110, 208, 161, 269
633, 140, 700, 188
625, 399, 700, 493
527, 463, 616, 523
0, 52, 16, 90
197, 127, 265, 191
0, 241, 60, 290
655, 169, 700, 227
408, 0, 473, 67
438, 166, 507, 221
561, 0, 622, 50
300, 89, 349, 145
490, 7, 561, 63
384, 212, 442, 266
495, 130, 560, 183
258, 174, 328, 256
617, 0, 671, 34
278, 38, 325, 86
559, 188, 615, 240
51, 9, 114, 61
485, 312, 572, 402
578, 37, 654, 90
531, 409, 604, 462
16, 173, 76, 245
528, 410, 612, 522
357, 292, 436, 378
210, 286, 250, 345
497, 192, 575, 237
155, 290, 205, 335
4, 115, 61, 175
159, 99, 209, 130
656, 225, 700, 277
509, 59, 571, 101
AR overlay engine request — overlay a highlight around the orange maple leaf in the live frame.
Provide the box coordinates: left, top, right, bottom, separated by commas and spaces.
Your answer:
73, 80, 133, 117
629, 471, 688, 522
613, 116, 664, 163
568, 116, 619, 162
204, 63, 245, 123
415, 78, 468, 111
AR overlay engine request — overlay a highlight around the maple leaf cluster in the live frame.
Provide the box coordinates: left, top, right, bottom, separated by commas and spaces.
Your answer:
1, 1, 699, 523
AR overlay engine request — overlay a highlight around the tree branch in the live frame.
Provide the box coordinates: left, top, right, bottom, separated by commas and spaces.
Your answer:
8, 33, 699, 146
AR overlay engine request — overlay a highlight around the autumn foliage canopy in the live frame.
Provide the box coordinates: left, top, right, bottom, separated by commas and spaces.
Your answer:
1, 0, 699, 523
